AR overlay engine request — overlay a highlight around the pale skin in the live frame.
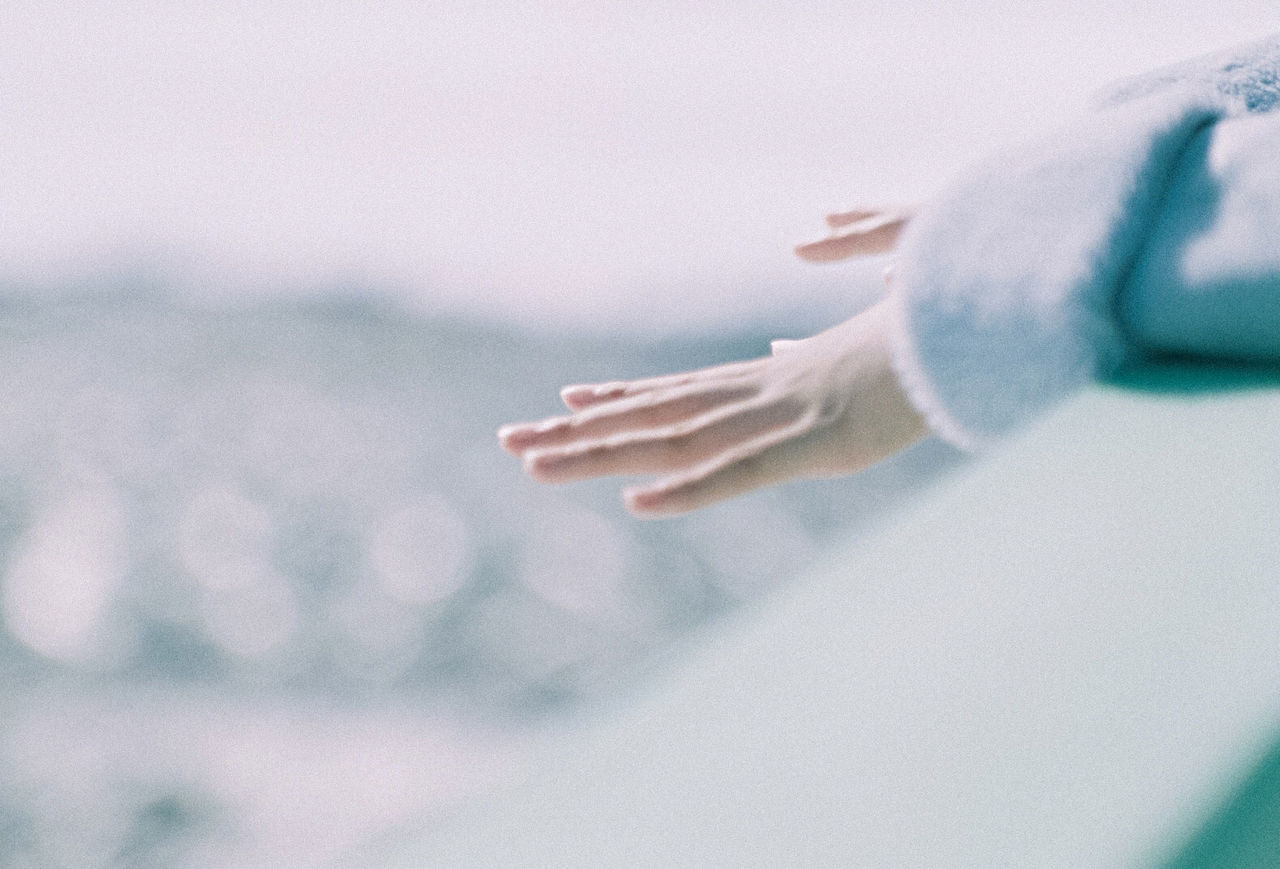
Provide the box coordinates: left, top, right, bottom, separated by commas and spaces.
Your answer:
497, 207, 929, 518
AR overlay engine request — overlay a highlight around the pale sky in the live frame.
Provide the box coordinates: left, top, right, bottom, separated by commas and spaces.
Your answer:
1, 2, 1276, 330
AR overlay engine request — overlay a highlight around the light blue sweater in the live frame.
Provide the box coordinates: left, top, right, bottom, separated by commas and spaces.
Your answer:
889, 35, 1280, 450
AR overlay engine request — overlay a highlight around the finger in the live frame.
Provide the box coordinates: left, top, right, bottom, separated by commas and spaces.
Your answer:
794, 214, 910, 263
498, 380, 758, 454
624, 415, 816, 517
558, 357, 767, 411
827, 205, 917, 230
824, 208, 882, 229
523, 395, 806, 483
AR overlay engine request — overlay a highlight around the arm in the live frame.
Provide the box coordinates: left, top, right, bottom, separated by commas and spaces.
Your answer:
884, 95, 1226, 450
887, 35, 1279, 449
1094, 33, 1280, 114
500, 37, 1280, 516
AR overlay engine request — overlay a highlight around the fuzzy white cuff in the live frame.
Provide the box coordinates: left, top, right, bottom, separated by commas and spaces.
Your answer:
887, 95, 1223, 450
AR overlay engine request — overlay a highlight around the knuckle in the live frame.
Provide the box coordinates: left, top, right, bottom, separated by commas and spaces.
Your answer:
798, 407, 824, 430
771, 395, 810, 422
667, 423, 696, 446
584, 440, 614, 461
665, 418, 708, 449
815, 393, 847, 424
655, 436, 690, 463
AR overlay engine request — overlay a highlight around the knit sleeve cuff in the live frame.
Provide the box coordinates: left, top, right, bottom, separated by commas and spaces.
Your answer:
884, 96, 1223, 450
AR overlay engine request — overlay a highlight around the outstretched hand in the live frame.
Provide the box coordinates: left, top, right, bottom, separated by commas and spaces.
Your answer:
498, 206, 926, 518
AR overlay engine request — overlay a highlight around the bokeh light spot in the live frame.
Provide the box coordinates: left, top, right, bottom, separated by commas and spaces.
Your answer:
519, 504, 630, 623
367, 494, 470, 606
3, 486, 130, 665
178, 486, 274, 590
200, 568, 298, 659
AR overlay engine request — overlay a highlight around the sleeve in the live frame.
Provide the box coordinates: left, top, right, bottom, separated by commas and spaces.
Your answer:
885, 35, 1280, 452
1093, 33, 1280, 114
1120, 111, 1280, 363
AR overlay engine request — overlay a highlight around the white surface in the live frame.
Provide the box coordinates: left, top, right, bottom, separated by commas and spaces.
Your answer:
369, 384, 1280, 867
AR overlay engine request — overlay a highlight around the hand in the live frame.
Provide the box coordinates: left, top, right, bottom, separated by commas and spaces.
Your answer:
497, 207, 926, 518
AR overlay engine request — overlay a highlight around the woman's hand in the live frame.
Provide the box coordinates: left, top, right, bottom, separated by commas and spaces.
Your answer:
497, 207, 925, 518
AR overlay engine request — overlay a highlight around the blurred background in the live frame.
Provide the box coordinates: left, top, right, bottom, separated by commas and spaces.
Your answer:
0, 2, 1276, 866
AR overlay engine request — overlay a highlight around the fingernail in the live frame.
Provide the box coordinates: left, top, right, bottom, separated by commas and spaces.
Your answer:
624, 487, 677, 519
497, 424, 526, 449
533, 417, 566, 434
524, 449, 564, 480
770, 339, 799, 355
624, 485, 661, 507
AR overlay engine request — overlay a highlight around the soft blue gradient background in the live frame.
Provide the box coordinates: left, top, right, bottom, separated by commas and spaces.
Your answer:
0, 3, 1275, 866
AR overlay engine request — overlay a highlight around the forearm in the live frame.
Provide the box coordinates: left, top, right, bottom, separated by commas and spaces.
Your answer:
884, 97, 1223, 450
884, 35, 1280, 450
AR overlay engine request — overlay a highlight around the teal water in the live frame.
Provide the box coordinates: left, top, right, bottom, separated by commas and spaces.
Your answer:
1166, 732, 1280, 868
